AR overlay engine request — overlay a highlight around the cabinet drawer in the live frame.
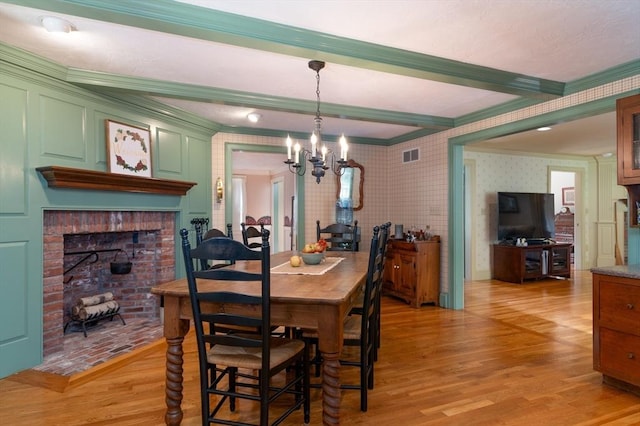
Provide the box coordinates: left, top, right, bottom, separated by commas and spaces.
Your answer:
599, 281, 640, 336
599, 327, 640, 386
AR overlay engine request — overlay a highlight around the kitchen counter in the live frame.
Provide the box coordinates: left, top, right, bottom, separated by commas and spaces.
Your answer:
590, 264, 640, 279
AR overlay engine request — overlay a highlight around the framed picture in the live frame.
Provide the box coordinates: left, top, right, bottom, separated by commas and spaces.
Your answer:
562, 187, 575, 205
105, 119, 152, 177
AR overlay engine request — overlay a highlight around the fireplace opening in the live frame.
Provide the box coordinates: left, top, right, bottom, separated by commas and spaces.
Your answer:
43, 211, 176, 359
62, 230, 160, 333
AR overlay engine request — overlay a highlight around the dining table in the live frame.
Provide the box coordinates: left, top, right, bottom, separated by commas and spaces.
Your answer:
151, 249, 370, 425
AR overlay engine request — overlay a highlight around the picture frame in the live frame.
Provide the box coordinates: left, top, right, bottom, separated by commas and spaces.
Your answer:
105, 119, 152, 177
562, 187, 575, 206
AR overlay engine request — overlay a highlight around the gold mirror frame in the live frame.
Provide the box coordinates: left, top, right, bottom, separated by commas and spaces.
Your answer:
336, 159, 364, 211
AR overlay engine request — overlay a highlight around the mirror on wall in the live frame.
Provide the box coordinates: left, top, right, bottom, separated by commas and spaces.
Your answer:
336, 159, 364, 211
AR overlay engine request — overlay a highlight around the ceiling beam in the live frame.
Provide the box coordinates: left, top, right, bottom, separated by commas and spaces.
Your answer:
7, 0, 565, 99
66, 68, 454, 130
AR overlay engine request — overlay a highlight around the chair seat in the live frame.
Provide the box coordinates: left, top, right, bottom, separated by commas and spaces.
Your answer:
208, 337, 305, 370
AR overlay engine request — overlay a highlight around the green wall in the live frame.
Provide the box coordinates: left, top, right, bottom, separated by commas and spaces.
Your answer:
0, 51, 214, 378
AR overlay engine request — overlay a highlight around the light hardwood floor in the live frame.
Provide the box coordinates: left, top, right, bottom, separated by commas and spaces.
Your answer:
2, 269, 639, 425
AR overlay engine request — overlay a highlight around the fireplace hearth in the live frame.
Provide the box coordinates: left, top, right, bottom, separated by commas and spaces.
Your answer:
43, 210, 176, 357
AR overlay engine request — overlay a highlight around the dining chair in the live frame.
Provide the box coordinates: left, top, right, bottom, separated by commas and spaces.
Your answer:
348, 221, 389, 361
316, 220, 360, 251
374, 222, 391, 359
241, 222, 265, 249
303, 224, 383, 411
195, 223, 234, 270
180, 228, 310, 425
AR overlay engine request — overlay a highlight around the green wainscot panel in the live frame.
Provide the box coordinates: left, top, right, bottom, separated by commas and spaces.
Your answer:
156, 128, 183, 174
0, 83, 28, 214
39, 95, 86, 161
187, 135, 211, 214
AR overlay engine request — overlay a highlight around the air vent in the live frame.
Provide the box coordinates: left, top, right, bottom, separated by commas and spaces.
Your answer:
402, 148, 419, 163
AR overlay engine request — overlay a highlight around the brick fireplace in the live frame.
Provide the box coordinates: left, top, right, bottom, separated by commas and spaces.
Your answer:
42, 210, 176, 357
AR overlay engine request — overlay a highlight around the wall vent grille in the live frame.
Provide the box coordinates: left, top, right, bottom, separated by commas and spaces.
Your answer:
403, 148, 420, 163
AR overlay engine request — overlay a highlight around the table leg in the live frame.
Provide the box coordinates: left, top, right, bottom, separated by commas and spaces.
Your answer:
317, 303, 346, 425
162, 296, 190, 426
165, 335, 185, 426
321, 351, 341, 425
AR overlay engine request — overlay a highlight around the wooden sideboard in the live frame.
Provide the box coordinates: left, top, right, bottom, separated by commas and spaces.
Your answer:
382, 238, 440, 308
592, 271, 640, 395
492, 243, 571, 284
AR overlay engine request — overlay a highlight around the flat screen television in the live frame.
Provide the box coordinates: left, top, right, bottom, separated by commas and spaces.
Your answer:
497, 192, 555, 243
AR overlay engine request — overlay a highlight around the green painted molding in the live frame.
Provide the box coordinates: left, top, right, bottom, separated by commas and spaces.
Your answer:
0, 43, 68, 81
454, 93, 636, 146
66, 68, 451, 130
96, 91, 222, 134
455, 98, 542, 127
218, 125, 390, 147
4, 0, 564, 99
565, 59, 640, 95
385, 128, 445, 146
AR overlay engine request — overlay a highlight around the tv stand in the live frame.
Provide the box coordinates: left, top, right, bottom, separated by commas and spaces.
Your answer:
492, 243, 571, 284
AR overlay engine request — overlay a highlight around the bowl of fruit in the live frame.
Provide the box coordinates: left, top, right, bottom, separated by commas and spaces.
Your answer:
300, 239, 327, 265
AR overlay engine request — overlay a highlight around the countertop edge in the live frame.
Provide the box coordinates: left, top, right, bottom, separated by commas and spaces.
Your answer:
590, 264, 640, 279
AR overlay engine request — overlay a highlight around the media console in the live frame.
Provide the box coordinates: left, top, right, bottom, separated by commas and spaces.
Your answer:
491, 243, 572, 284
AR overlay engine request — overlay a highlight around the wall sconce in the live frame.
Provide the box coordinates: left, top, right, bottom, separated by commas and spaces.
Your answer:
215, 177, 223, 203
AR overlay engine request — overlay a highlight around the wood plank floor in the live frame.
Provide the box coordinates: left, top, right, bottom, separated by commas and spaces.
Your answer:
2, 269, 640, 425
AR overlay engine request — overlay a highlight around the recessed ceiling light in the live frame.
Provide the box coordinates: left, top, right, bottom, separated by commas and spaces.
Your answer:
537, 126, 551, 132
601, 152, 613, 158
40, 16, 76, 33
247, 113, 261, 123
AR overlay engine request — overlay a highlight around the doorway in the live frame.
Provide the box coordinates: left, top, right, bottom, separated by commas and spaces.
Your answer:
225, 143, 304, 252
549, 168, 580, 268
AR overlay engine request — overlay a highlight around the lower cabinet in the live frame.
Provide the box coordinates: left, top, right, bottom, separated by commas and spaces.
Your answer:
592, 272, 640, 395
382, 238, 440, 308
491, 243, 571, 284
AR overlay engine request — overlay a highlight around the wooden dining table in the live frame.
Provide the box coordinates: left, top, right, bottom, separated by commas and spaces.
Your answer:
151, 250, 370, 425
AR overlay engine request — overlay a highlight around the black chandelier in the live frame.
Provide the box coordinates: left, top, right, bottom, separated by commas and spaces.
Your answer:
284, 60, 350, 184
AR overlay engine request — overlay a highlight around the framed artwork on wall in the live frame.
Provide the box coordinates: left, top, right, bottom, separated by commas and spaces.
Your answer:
105, 119, 152, 177
562, 187, 575, 205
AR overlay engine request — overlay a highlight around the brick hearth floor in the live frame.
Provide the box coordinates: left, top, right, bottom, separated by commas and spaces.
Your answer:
33, 318, 164, 376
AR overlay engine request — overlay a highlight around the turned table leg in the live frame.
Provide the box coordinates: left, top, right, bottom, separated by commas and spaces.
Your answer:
321, 351, 341, 425
161, 296, 190, 426
164, 335, 185, 425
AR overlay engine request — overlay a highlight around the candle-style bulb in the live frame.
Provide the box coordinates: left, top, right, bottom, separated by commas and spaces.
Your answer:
294, 142, 301, 164
286, 135, 292, 160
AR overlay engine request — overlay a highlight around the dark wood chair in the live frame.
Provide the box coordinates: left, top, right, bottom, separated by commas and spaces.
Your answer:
180, 228, 310, 426
303, 224, 384, 411
316, 220, 360, 251
194, 223, 234, 270
241, 222, 265, 249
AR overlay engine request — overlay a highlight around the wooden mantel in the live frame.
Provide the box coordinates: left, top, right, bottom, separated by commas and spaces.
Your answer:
36, 166, 197, 196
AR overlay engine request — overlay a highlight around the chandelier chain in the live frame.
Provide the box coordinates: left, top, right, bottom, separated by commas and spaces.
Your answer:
315, 70, 321, 120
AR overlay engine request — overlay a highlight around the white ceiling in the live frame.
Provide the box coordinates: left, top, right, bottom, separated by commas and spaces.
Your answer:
0, 0, 638, 158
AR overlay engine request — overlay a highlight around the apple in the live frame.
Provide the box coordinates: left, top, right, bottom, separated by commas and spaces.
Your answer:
289, 255, 302, 267
302, 243, 316, 253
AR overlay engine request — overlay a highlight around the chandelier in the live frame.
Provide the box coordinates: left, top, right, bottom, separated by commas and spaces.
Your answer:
284, 60, 350, 184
